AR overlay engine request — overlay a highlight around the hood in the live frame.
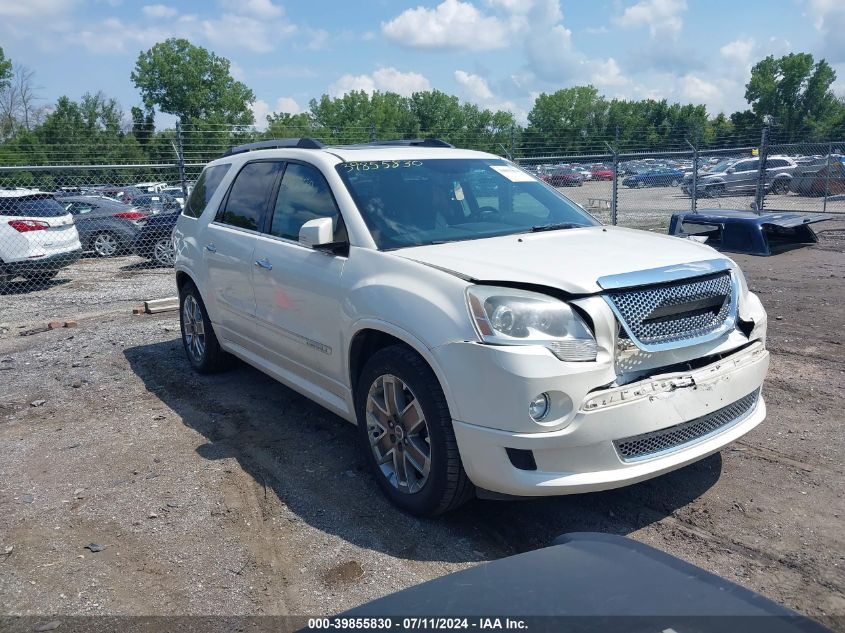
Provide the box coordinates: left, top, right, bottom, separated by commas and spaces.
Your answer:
392, 226, 723, 294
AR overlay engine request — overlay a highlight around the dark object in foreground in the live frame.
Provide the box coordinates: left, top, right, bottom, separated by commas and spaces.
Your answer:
340, 533, 830, 633
669, 208, 834, 256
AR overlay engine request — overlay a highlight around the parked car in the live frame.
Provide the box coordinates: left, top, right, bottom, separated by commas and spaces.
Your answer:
95, 186, 146, 204
622, 168, 685, 188
542, 168, 584, 186
59, 195, 148, 257
573, 167, 592, 181
173, 138, 769, 517
160, 186, 187, 208
131, 193, 182, 215
0, 190, 82, 290
133, 211, 179, 266
693, 155, 796, 197
135, 181, 168, 193
343, 532, 830, 632
789, 155, 845, 196
590, 166, 614, 180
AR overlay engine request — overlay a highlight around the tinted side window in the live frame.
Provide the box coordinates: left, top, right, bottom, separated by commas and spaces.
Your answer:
735, 160, 759, 173
0, 197, 68, 218
183, 163, 232, 218
767, 159, 786, 168
269, 163, 342, 241
217, 162, 281, 231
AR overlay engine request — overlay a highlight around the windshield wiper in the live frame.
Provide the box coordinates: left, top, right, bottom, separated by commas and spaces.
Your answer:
529, 222, 583, 233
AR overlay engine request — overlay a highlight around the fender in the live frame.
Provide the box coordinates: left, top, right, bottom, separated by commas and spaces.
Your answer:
347, 317, 464, 424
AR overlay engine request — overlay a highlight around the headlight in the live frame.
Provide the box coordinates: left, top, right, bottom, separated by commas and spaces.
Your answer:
466, 285, 597, 361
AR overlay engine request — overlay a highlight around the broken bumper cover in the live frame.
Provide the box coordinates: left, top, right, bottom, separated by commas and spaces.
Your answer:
450, 342, 769, 497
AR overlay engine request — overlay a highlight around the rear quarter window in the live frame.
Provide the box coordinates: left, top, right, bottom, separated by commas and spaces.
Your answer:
183, 163, 232, 218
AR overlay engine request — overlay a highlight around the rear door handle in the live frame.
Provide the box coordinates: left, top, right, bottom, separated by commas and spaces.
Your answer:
254, 258, 272, 270
205, 243, 217, 253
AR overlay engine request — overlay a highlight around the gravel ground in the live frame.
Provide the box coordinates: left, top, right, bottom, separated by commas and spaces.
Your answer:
0, 221, 843, 625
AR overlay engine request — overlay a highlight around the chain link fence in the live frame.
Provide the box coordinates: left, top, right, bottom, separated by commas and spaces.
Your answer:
1, 123, 842, 323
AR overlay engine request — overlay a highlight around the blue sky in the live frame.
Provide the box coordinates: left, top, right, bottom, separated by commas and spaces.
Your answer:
1, 0, 844, 127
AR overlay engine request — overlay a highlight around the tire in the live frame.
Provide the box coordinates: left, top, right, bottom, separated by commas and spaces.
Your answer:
772, 178, 789, 195
0, 261, 9, 293
355, 345, 473, 516
92, 231, 120, 258
152, 235, 176, 267
708, 184, 726, 197
637, 181, 646, 188
670, 179, 679, 187
179, 281, 235, 374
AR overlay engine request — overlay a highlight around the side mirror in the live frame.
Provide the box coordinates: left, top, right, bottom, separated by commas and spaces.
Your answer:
299, 217, 335, 248
726, 167, 735, 174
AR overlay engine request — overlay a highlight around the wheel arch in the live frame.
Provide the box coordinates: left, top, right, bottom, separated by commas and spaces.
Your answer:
347, 322, 458, 421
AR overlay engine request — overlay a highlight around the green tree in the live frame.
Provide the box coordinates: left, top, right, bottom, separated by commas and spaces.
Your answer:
0, 47, 12, 91
745, 53, 841, 142
131, 38, 255, 124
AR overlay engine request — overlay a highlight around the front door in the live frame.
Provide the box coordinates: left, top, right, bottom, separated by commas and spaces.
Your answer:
251, 161, 348, 396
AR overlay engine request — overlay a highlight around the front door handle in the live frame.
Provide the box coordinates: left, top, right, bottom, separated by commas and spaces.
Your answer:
205, 243, 217, 253
254, 258, 273, 270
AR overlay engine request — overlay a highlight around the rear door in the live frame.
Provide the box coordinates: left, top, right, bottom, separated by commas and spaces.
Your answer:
251, 161, 349, 392
205, 160, 283, 338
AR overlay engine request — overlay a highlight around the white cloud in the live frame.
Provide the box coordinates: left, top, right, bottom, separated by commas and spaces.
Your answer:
251, 97, 302, 130
142, 4, 177, 18
329, 67, 431, 97
454, 70, 495, 102
0, 0, 76, 18
454, 70, 524, 121
720, 38, 755, 68
614, 0, 687, 40
220, 0, 283, 19
200, 14, 296, 53
805, 0, 845, 62
382, 0, 510, 51
587, 58, 630, 88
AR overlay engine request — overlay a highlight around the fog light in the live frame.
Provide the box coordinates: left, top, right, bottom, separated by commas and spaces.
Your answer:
528, 393, 550, 421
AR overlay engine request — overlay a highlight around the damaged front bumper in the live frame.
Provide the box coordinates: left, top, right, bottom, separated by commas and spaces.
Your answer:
448, 341, 769, 497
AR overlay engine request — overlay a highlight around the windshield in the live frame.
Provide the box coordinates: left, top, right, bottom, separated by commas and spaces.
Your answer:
336, 158, 598, 249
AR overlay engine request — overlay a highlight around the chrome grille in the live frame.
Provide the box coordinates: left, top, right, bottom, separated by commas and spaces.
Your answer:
614, 389, 760, 462
606, 271, 734, 348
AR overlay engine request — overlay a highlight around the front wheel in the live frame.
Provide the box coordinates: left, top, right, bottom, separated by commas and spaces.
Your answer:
772, 178, 790, 194
356, 345, 473, 516
179, 282, 235, 374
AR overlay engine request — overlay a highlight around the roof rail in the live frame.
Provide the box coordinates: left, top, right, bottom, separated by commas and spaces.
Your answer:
363, 137, 454, 148
223, 138, 323, 156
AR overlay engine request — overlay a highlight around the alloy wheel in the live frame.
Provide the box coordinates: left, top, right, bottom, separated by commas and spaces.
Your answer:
182, 294, 206, 363
365, 374, 431, 494
93, 232, 118, 257
153, 236, 175, 266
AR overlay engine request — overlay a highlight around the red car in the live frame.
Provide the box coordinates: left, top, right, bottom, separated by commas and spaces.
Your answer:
591, 167, 614, 180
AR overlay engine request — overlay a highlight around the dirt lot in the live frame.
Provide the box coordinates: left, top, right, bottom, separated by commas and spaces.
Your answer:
1, 221, 844, 625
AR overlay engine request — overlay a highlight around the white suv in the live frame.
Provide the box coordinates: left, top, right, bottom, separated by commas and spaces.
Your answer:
0, 189, 82, 292
173, 138, 769, 516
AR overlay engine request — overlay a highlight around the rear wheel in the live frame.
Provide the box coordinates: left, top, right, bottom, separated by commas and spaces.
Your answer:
670, 178, 680, 187
153, 235, 175, 266
772, 178, 790, 194
356, 345, 473, 517
179, 282, 235, 374
92, 232, 119, 257
0, 261, 9, 293
637, 181, 646, 188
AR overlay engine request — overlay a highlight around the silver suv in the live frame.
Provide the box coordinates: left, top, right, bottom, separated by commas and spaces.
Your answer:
684, 155, 796, 197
